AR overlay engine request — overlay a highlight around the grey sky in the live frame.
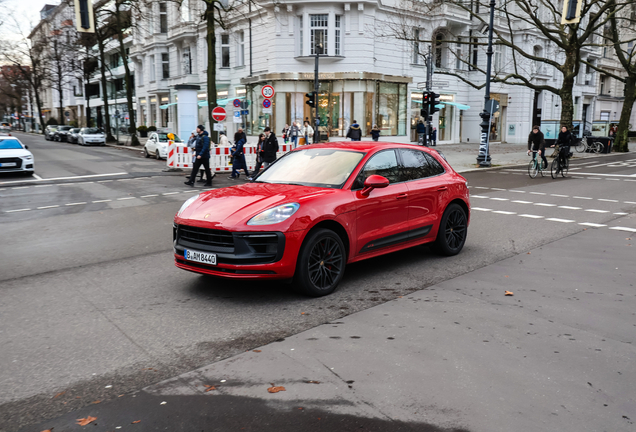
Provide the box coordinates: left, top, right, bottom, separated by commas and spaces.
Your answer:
2, 0, 56, 36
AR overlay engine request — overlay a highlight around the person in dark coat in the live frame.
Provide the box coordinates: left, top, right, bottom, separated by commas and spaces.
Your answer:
346, 120, 362, 141
262, 127, 279, 169
250, 133, 266, 180
555, 125, 573, 167
430, 127, 437, 146
371, 124, 381, 142
185, 125, 212, 186
416, 120, 427, 145
230, 135, 250, 179
526, 125, 547, 169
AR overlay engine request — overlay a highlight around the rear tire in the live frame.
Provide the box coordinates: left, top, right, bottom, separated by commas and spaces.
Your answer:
551, 158, 560, 179
561, 157, 569, 177
593, 142, 602, 154
528, 159, 538, 178
433, 203, 468, 256
155, 150, 161, 160
293, 228, 346, 297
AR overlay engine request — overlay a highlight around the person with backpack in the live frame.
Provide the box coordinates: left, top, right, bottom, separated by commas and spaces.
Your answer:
346, 120, 362, 141
185, 125, 212, 187
229, 133, 250, 180
262, 127, 279, 169
371, 124, 381, 142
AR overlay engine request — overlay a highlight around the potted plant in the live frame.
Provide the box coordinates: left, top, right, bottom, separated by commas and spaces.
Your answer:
137, 125, 148, 137
148, 125, 157, 132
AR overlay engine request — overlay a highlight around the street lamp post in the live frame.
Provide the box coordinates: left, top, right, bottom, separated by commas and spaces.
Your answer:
477, 0, 496, 167
313, 42, 322, 144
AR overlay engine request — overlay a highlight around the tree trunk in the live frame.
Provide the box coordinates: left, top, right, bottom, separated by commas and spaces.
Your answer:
114, 3, 139, 146
206, 2, 218, 143
614, 74, 634, 153
97, 34, 115, 142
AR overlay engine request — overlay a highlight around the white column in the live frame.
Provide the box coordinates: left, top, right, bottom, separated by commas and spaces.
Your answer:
275, 7, 281, 35
328, 12, 335, 56
287, 5, 294, 35
344, 4, 350, 34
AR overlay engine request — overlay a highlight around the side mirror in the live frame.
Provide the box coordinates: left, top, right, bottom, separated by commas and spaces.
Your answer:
24, 145, 28, 149
360, 174, 389, 196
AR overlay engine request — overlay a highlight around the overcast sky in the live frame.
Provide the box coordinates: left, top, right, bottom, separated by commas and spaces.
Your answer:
2, 0, 57, 37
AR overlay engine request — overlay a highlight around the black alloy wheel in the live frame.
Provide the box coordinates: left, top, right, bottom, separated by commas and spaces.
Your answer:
433, 203, 468, 256
294, 228, 346, 297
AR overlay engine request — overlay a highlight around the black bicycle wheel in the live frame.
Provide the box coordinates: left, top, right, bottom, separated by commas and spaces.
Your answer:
528, 159, 538, 178
551, 158, 560, 179
561, 157, 569, 177
575, 139, 585, 153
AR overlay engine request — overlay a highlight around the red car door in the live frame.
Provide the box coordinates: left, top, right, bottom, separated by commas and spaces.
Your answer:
352, 149, 409, 255
398, 149, 447, 239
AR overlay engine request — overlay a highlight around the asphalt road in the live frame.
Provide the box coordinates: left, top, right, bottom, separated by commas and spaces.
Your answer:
1, 133, 635, 430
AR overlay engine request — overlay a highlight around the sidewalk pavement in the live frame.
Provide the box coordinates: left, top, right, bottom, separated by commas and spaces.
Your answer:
22, 224, 636, 432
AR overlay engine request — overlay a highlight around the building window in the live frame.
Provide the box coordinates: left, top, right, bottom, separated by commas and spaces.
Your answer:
310, 14, 328, 55
455, 38, 463, 70
434, 33, 444, 68
413, 28, 420, 64
221, 34, 230, 67
335, 15, 341, 56
149, 55, 156, 81
599, 75, 607, 94
159, 3, 168, 34
494, 44, 502, 73
470, 37, 479, 70
162, 53, 169, 79
183, 47, 192, 74
237, 31, 245, 66
628, 41, 634, 56
299, 16, 303, 56
180, 0, 190, 22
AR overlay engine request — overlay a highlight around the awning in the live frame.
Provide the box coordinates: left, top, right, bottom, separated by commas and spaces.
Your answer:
159, 102, 177, 110
442, 101, 471, 110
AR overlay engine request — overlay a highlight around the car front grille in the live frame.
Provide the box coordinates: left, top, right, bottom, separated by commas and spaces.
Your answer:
177, 225, 235, 249
0, 157, 22, 169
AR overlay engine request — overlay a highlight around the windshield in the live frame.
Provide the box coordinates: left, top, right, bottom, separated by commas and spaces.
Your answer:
157, 133, 182, 142
0, 139, 24, 150
70, 128, 80, 133
81, 128, 103, 134
255, 148, 365, 188
59, 126, 72, 131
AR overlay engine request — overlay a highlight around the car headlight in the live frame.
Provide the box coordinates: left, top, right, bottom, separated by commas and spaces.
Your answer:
177, 194, 200, 216
21, 155, 33, 160
247, 203, 300, 226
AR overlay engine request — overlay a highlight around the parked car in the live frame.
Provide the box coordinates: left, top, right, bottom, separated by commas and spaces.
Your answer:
0, 122, 11, 132
0, 136, 34, 176
53, 126, 73, 142
44, 125, 58, 141
78, 127, 106, 146
144, 132, 183, 160
67, 128, 81, 144
173, 142, 470, 297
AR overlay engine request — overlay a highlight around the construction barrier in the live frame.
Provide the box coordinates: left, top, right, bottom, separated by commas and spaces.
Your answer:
166, 140, 195, 169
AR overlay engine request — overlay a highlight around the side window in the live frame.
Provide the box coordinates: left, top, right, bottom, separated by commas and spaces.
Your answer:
399, 149, 445, 181
352, 150, 400, 189
424, 152, 445, 176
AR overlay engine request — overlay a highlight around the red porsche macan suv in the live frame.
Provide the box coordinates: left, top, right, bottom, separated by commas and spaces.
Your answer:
173, 142, 470, 296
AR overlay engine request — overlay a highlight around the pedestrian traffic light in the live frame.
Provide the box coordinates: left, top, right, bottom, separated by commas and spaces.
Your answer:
429, 92, 441, 115
305, 92, 315, 108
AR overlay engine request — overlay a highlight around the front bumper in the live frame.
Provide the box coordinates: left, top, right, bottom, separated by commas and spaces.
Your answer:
0, 157, 34, 173
173, 223, 304, 279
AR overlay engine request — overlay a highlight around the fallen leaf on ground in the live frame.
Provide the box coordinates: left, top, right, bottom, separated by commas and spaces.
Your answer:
53, 391, 66, 399
92, 400, 100, 404
76, 416, 97, 426
305, 380, 320, 384
132, 420, 141, 424
301, 312, 305, 315
267, 386, 286, 393
505, 291, 514, 296
204, 385, 216, 392
253, 350, 262, 353
41, 429, 52, 432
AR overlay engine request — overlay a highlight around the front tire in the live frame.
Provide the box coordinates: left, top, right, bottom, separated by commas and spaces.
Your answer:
294, 228, 346, 297
561, 157, 569, 177
528, 159, 538, 178
593, 142, 603, 154
144, 147, 150, 158
575, 139, 585, 153
433, 203, 468, 256
551, 158, 560, 179
155, 150, 161, 160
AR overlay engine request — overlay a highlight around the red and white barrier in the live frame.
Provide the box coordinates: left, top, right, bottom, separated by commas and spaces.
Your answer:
166, 141, 194, 169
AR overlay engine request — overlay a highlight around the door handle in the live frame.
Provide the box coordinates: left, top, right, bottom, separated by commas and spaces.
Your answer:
437, 186, 448, 191
396, 193, 408, 200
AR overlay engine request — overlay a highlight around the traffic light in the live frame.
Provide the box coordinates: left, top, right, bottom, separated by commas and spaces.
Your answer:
305, 92, 315, 108
421, 91, 430, 117
429, 92, 441, 115
561, 0, 582, 24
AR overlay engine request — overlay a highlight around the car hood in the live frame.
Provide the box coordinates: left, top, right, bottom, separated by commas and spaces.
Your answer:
0, 149, 31, 158
82, 134, 104, 138
178, 182, 339, 228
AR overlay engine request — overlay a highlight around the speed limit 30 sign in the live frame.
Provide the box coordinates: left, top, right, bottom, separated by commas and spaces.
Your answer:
261, 85, 275, 99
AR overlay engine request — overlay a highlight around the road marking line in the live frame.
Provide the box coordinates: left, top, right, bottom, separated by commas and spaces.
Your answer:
550, 194, 569, 197
573, 196, 593, 200
58, 183, 74, 186
587, 177, 602, 180
0, 172, 129, 186
625, 201, 636, 205
65, 202, 87, 206
511, 200, 532, 204
117, 197, 136, 200
585, 209, 609, 213
92, 199, 112, 203
140, 194, 159, 198
472, 207, 492, 212
508, 190, 526, 193
471, 195, 488, 199
162, 192, 180, 195
32, 173, 43, 180
546, 218, 575, 223
625, 179, 636, 182
605, 178, 620, 181
97, 180, 113, 183
492, 210, 516, 215
34, 185, 53, 188
558, 206, 581, 210
598, 199, 619, 202
490, 197, 509, 201
6, 208, 31, 212
519, 214, 544, 219
579, 223, 606, 228
37, 205, 60, 209
574, 172, 636, 178
609, 226, 636, 233
474, 186, 489, 189
534, 203, 556, 207
614, 212, 629, 215
529, 192, 546, 195
490, 187, 506, 191
12, 186, 30, 190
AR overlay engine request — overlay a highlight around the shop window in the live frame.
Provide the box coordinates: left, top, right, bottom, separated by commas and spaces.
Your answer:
162, 53, 169, 79
221, 34, 230, 68
159, 3, 168, 33
310, 14, 328, 55
377, 82, 406, 136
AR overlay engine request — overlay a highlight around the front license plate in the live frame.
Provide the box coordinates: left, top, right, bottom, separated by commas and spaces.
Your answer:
184, 249, 217, 265
0, 162, 16, 167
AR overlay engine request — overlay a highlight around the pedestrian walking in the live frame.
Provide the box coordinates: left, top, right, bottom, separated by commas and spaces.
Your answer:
346, 120, 362, 141
371, 124, 381, 142
431, 127, 437, 146
185, 125, 212, 187
282, 124, 290, 144
229, 134, 250, 180
302, 120, 314, 145
289, 122, 300, 148
218, 131, 229, 146
416, 120, 427, 145
250, 133, 266, 180
262, 126, 279, 169
527, 125, 547, 170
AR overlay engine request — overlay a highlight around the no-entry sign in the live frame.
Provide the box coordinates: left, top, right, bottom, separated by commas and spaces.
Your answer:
261, 85, 275, 99
212, 106, 226, 122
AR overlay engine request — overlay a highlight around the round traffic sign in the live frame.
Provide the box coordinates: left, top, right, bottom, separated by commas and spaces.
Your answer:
212, 106, 226, 122
261, 85, 275, 99
262, 99, 271, 109
233, 98, 241, 108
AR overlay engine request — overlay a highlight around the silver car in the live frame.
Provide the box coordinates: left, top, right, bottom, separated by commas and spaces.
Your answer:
78, 127, 106, 146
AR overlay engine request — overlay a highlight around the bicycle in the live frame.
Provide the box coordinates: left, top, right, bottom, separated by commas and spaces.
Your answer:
575, 136, 602, 153
528, 150, 546, 178
551, 145, 571, 179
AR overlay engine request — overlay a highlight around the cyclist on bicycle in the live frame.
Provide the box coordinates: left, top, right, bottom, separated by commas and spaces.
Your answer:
527, 125, 547, 169
555, 125, 573, 167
